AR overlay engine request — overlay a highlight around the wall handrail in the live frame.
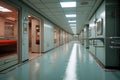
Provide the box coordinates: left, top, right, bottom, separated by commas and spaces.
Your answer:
89, 37, 104, 43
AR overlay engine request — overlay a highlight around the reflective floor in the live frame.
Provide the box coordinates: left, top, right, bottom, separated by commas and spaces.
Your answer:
0, 41, 120, 80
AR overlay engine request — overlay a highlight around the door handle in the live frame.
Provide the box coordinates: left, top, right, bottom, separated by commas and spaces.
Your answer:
109, 37, 120, 49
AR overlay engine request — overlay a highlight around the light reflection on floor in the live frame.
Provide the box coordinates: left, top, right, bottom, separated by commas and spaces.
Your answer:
63, 43, 77, 80
29, 52, 40, 60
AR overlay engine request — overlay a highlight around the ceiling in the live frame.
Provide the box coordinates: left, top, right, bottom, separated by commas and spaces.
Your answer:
22, 0, 103, 34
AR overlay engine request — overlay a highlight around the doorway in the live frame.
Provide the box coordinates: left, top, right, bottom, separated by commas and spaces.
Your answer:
28, 15, 40, 60
0, 1, 19, 71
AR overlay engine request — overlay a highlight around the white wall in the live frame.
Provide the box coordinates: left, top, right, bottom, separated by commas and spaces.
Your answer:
89, 1, 105, 65
43, 19, 54, 52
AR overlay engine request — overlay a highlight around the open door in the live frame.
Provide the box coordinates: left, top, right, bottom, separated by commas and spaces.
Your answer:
28, 15, 40, 60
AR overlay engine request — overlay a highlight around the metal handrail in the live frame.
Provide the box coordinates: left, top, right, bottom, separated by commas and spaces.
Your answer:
89, 37, 104, 43
94, 45, 104, 47
87, 37, 120, 48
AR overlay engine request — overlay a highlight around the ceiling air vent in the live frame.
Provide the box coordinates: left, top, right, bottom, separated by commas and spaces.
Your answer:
80, 1, 89, 5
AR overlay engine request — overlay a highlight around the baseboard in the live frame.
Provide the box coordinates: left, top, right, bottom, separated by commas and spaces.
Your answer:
41, 48, 55, 53
88, 51, 104, 68
88, 51, 120, 70
105, 66, 120, 70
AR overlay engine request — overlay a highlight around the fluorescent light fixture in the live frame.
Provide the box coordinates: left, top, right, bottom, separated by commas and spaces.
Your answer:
68, 21, 76, 23
70, 24, 76, 26
60, 2, 76, 8
28, 15, 31, 17
66, 14, 76, 17
89, 23, 95, 27
0, 6, 12, 12
0, 6, 3, 8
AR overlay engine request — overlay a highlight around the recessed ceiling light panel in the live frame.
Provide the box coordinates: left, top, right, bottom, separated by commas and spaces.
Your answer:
66, 14, 76, 17
68, 21, 76, 23
60, 2, 76, 8
70, 24, 76, 26
0, 6, 12, 12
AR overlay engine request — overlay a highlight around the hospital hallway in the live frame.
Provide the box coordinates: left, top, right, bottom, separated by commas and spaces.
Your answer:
0, 41, 120, 80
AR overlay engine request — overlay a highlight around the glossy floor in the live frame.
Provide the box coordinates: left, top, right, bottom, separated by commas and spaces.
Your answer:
0, 41, 120, 80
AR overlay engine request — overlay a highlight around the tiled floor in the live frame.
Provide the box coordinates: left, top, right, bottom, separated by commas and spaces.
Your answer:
29, 52, 40, 60
0, 41, 120, 80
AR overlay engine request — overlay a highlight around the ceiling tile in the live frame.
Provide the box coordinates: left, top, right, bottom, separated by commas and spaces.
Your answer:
77, 6, 90, 12
40, 9, 50, 12
44, 3, 61, 8
63, 8, 76, 14
35, 4, 46, 9
60, 0, 76, 2
41, 0, 59, 3
50, 8, 63, 13
28, 0, 41, 3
